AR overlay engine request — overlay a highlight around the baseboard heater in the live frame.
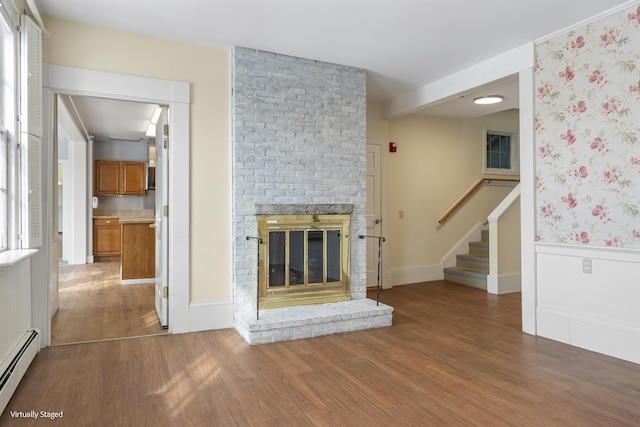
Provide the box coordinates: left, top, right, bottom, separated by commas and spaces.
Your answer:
0, 330, 40, 414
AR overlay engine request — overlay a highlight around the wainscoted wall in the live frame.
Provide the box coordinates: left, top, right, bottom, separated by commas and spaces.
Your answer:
231, 48, 369, 332
534, 4, 640, 363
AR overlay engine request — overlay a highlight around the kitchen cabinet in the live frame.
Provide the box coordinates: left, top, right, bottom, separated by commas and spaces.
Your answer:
94, 160, 146, 196
93, 217, 121, 256
120, 218, 156, 280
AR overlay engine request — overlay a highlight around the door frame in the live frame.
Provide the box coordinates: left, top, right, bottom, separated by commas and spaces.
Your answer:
40, 64, 190, 343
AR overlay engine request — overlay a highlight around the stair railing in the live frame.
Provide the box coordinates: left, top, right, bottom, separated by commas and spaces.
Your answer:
438, 178, 519, 224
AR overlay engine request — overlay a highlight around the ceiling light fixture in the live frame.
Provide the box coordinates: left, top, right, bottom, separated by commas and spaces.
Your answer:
473, 95, 503, 105
146, 105, 163, 137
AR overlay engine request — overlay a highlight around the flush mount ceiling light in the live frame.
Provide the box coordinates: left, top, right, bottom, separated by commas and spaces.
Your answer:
473, 95, 503, 105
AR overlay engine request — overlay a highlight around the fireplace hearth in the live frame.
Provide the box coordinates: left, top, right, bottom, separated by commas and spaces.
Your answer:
233, 203, 393, 345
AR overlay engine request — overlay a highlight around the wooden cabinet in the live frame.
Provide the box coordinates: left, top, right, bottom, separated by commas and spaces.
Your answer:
121, 221, 155, 280
94, 160, 120, 195
93, 218, 121, 256
94, 160, 146, 196
120, 162, 146, 195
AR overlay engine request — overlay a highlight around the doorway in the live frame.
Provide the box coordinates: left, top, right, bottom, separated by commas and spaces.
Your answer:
365, 142, 384, 288
51, 95, 166, 345
39, 64, 190, 347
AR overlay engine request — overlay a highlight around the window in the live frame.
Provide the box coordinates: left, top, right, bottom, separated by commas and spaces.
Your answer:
0, 10, 14, 252
484, 129, 519, 175
0, 3, 46, 258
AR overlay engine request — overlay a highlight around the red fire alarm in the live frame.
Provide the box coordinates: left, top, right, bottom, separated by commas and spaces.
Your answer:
389, 142, 397, 153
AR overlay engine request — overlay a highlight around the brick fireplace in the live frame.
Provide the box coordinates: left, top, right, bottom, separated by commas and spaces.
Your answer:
232, 47, 392, 344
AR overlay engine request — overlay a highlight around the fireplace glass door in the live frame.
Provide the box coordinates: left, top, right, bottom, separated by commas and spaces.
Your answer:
268, 229, 340, 287
258, 214, 351, 309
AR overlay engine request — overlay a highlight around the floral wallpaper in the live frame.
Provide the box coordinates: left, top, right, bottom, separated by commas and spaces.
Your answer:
535, 4, 640, 248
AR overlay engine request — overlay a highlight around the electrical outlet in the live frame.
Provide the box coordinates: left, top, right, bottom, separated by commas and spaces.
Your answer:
582, 258, 592, 274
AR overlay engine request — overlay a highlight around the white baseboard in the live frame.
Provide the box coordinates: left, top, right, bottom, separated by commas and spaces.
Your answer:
188, 300, 234, 332
387, 264, 443, 286
538, 306, 640, 364
487, 273, 521, 294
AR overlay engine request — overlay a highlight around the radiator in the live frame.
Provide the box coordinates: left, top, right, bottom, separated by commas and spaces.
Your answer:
0, 256, 40, 414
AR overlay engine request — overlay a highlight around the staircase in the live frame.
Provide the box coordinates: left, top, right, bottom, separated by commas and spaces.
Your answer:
443, 229, 489, 290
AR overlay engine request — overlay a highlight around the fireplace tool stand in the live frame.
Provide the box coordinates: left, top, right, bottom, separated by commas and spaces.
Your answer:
246, 236, 263, 319
358, 235, 386, 305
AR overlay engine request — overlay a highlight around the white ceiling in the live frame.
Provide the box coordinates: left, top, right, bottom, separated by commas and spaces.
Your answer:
37, 0, 628, 132
67, 96, 159, 142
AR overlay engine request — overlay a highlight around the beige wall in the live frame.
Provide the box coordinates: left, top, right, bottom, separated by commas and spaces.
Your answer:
42, 16, 518, 299
366, 103, 389, 142
42, 18, 231, 301
368, 103, 519, 283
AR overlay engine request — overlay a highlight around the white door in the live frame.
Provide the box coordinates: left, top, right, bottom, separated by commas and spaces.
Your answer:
365, 143, 383, 287
155, 107, 169, 327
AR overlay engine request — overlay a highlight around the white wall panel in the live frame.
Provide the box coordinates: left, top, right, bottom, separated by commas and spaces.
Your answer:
536, 244, 640, 363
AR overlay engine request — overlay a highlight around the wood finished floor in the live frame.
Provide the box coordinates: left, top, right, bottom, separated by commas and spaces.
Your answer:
51, 260, 166, 345
3, 281, 640, 426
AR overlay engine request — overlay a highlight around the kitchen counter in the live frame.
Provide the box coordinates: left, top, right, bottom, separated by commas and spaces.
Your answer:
93, 214, 154, 223
91, 212, 156, 283
93, 209, 154, 218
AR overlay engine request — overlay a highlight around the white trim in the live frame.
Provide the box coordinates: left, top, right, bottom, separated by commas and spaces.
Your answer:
40, 64, 190, 344
381, 43, 535, 119
43, 66, 189, 104
24, 0, 50, 38
537, 306, 640, 364
519, 67, 537, 335
227, 49, 234, 305
487, 273, 522, 295
0, 248, 37, 266
535, 241, 640, 262
0, 0, 19, 27
487, 183, 520, 223
188, 299, 234, 332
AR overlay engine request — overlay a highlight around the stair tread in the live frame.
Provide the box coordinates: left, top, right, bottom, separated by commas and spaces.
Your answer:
457, 253, 489, 261
469, 241, 489, 247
